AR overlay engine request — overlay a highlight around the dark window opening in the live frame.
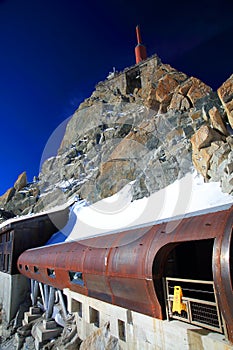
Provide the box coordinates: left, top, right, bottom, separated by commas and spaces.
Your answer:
69, 271, 84, 286
3, 254, 5, 271
126, 68, 141, 94
118, 319, 126, 342
71, 299, 82, 317
3, 254, 9, 272
77, 301, 82, 318
25, 265, 29, 271
34, 266, 39, 273
6, 254, 10, 272
5, 231, 12, 242
19, 264, 22, 270
89, 307, 99, 327
47, 268, 56, 278
163, 240, 213, 280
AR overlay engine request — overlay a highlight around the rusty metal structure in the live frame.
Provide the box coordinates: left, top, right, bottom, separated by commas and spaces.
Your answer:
18, 204, 233, 342
135, 25, 147, 64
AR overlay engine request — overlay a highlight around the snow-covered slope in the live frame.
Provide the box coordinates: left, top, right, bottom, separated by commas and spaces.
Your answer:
57, 171, 233, 243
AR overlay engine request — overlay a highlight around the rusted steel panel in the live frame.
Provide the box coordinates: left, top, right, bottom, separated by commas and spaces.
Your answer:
86, 274, 112, 303
213, 209, 233, 343
83, 246, 108, 274
108, 229, 152, 277
17, 205, 233, 340
65, 242, 86, 271
109, 277, 153, 315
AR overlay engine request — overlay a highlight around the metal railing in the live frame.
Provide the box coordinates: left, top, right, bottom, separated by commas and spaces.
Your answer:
163, 277, 223, 333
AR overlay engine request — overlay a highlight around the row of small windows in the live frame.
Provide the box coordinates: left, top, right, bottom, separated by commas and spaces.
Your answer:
89, 307, 126, 341
17, 263, 127, 342
18, 264, 84, 286
77, 303, 126, 342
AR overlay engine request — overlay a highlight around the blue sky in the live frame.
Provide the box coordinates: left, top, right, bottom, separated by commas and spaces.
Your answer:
0, 0, 232, 196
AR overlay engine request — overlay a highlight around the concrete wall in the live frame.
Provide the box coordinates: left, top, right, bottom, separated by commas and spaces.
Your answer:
64, 288, 233, 350
0, 272, 29, 322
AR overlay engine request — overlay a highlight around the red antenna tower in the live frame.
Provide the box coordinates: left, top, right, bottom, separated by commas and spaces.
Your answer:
135, 25, 147, 64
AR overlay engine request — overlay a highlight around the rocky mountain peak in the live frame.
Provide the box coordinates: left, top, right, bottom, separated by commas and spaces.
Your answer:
0, 55, 232, 223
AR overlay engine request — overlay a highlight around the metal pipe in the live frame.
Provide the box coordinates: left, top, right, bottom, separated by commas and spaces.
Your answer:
30, 279, 35, 305
33, 281, 39, 306
58, 290, 68, 318
39, 282, 46, 310
46, 286, 55, 320
44, 284, 49, 312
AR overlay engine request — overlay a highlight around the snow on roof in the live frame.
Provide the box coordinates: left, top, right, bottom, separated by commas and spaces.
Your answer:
0, 197, 77, 230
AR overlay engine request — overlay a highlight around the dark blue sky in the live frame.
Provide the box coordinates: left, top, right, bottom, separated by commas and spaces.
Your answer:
0, 0, 232, 195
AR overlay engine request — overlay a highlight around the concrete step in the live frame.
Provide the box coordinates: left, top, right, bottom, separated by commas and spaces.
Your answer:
23, 311, 41, 324
29, 306, 41, 315
34, 320, 62, 343
42, 319, 57, 330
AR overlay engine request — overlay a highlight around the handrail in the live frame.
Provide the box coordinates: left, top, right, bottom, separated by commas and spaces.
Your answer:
163, 277, 223, 333
166, 277, 213, 285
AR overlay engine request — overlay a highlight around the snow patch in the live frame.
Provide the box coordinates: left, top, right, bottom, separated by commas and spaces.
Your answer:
65, 171, 233, 242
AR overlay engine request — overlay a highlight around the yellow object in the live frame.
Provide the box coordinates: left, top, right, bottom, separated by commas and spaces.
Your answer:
172, 286, 187, 314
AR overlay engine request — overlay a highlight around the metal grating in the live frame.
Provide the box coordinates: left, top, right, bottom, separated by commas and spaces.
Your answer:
190, 301, 220, 328
164, 277, 223, 333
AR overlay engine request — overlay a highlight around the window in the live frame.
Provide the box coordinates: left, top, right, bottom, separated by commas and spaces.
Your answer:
5, 231, 12, 242
69, 271, 84, 286
77, 301, 82, 317
47, 268, 56, 278
25, 265, 29, 271
118, 320, 126, 341
34, 266, 39, 273
71, 299, 82, 317
89, 307, 99, 327
3, 254, 6, 271
126, 68, 141, 94
18, 264, 22, 270
6, 254, 10, 272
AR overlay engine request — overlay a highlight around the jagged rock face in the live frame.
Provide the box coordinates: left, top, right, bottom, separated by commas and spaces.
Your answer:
217, 74, 233, 128
0, 172, 39, 223
14, 171, 27, 191
190, 75, 233, 192
42, 56, 214, 205
1, 56, 233, 219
